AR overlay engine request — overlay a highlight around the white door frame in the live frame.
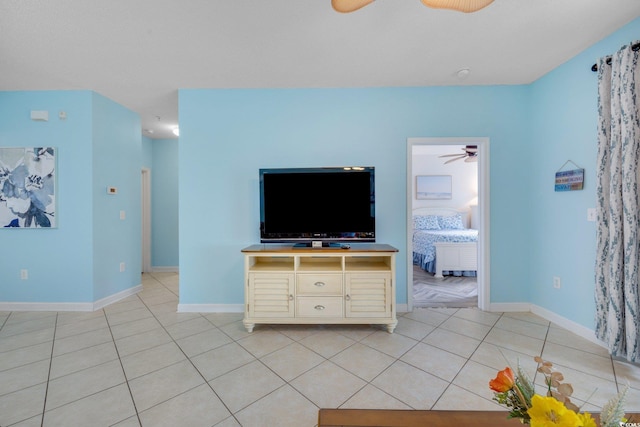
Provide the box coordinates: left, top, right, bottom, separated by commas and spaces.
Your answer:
141, 168, 152, 273
406, 137, 490, 311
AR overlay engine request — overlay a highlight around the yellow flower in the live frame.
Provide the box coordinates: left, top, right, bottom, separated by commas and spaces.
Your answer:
576, 412, 597, 427
489, 366, 515, 393
527, 395, 580, 427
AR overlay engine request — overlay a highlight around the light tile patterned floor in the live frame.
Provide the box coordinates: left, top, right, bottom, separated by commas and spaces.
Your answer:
1, 272, 639, 426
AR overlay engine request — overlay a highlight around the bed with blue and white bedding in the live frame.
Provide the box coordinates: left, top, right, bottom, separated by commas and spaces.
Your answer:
412, 208, 478, 277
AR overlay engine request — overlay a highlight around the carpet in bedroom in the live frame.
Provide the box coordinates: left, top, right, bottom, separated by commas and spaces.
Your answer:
413, 265, 478, 308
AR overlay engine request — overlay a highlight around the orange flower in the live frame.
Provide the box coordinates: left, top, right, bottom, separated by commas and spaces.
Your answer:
490, 367, 515, 393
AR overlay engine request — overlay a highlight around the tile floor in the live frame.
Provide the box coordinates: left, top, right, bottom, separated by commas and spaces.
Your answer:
1, 272, 639, 427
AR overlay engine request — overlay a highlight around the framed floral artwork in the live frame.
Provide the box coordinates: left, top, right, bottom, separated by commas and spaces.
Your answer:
0, 147, 56, 228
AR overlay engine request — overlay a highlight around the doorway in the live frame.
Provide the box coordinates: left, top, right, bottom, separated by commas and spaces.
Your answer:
406, 137, 490, 312
141, 168, 151, 273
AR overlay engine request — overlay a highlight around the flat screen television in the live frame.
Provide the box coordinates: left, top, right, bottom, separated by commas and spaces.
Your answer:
259, 167, 375, 246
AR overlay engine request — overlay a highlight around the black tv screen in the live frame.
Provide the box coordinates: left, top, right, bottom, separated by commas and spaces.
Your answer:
259, 167, 375, 245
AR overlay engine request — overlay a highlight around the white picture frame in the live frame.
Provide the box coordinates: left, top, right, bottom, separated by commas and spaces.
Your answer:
416, 175, 452, 200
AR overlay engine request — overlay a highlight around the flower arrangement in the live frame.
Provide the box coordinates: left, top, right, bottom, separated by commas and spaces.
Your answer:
489, 356, 629, 426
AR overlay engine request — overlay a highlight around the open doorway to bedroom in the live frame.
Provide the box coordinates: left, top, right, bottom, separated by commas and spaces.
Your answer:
406, 137, 490, 312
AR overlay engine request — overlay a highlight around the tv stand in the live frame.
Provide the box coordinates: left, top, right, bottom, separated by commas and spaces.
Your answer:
241, 244, 398, 333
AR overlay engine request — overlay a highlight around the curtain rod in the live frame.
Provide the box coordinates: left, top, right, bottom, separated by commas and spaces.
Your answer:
591, 42, 640, 72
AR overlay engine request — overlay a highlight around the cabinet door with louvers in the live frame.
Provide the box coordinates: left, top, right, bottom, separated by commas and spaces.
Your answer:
248, 273, 295, 318
344, 272, 392, 318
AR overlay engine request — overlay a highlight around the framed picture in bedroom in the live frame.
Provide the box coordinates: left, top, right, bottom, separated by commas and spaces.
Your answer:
416, 175, 452, 200
0, 147, 57, 228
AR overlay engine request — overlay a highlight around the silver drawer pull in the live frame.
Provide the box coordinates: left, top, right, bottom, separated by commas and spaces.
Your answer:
314, 281, 326, 287
314, 305, 325, 310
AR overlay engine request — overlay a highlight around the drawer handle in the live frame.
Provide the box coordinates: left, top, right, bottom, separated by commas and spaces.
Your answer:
314, 305, 325, 311
314, 281, 326, 287
289, 294, 294, 301
345, 294, 351, 301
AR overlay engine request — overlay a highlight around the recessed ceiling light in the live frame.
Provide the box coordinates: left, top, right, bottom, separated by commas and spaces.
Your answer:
456, 68, 471, 80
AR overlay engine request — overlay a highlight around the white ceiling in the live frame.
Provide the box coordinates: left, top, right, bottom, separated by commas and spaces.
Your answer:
2, 1, 639, 139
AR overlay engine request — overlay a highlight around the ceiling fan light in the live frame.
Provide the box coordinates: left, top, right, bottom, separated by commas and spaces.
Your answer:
420, 0, 494, 13
332, 0, 375, 13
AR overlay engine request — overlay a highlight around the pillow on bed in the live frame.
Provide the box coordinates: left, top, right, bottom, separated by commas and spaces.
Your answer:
413, 215, 440, 230
438, 214, 465, 230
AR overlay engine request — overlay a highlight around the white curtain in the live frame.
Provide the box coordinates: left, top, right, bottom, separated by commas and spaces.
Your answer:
595, 42, 640, 363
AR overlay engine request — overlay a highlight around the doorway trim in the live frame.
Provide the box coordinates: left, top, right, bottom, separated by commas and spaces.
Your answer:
406, 137, 490, 311
141, 168, 151, 273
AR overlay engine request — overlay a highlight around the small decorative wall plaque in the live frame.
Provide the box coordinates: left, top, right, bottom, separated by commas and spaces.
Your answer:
555, 160, 584, 192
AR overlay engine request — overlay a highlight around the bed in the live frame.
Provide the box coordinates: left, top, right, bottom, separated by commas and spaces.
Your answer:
412, 207, 478, 278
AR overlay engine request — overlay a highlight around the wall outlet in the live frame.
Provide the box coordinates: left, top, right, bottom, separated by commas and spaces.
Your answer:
553, 276, 561, 289
587, 208, 596, 222
20, 269, 28, 280
120, 210, 126, 220
119, 262, 125, 272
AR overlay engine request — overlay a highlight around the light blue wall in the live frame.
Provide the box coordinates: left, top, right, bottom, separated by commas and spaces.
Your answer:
178, 86, 531, 305
151, 138, 179, 268
0, 90, 141, 304
91, 93, 142, 300
178, 18, 640, 328
2, 17, 638, 328
528, 18, 640, 327
0, 91, 94, 302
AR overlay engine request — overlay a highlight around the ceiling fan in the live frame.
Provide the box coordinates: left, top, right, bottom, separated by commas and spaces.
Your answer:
331, 0, 494, 13
439, 145, 478, 164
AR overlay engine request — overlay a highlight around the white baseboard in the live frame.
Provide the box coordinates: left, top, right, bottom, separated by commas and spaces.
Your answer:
93, 284, 143, 310
0, 284, 143, 312
530, 303, 606, 349
396, 303, 409, 313
177, 304, 244, 313
487, 301, 606, 349
151, 266, 179, 273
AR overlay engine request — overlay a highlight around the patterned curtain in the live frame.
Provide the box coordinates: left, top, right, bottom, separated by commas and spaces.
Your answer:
595, 42, 640, 363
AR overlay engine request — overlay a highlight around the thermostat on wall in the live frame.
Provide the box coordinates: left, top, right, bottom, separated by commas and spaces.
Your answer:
30, 110, 49, 121
107, 186, 117, 195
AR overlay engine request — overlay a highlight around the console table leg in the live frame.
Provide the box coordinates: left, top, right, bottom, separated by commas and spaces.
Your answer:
243, 321, 255, 333
386, 321, 397, 333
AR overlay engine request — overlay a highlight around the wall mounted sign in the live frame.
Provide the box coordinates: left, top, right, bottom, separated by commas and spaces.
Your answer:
555, 160, 584, 192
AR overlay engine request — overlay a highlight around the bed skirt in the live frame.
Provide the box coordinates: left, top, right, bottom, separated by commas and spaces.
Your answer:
413, 252, 477, 277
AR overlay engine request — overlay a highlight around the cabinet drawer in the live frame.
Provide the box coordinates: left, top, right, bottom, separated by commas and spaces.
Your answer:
297, 274, 342, 295
297, 297, 343, 317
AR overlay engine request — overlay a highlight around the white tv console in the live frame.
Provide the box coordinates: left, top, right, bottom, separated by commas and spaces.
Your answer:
241, 244, 398, 333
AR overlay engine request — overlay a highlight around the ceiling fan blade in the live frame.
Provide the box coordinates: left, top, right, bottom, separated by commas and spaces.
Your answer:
332, 0, 375, 13
439, 153, 466, 158
445, 156, 464, 164
420, 0, 494, 13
